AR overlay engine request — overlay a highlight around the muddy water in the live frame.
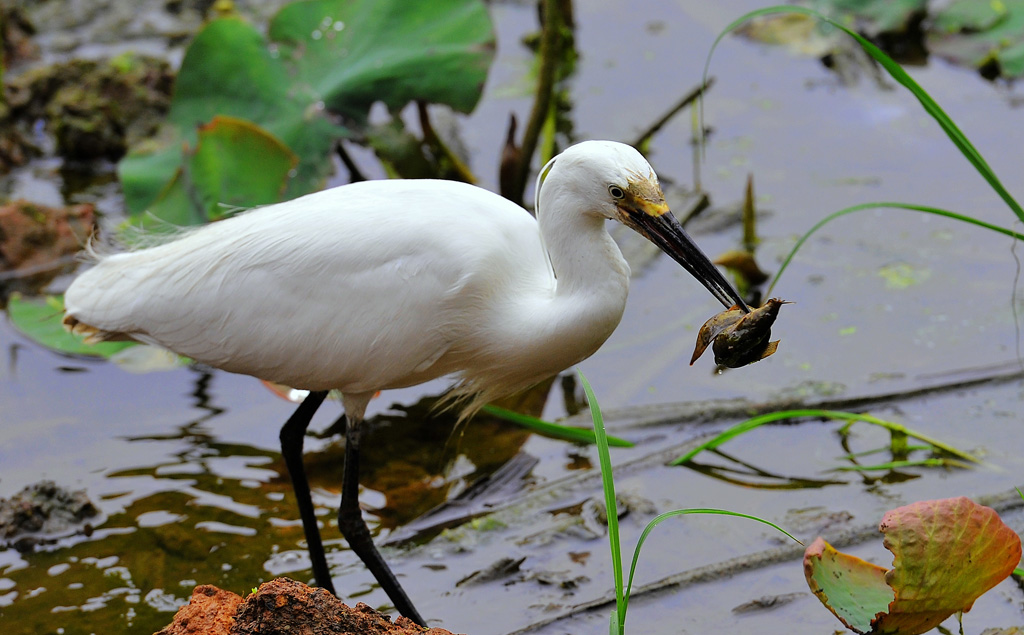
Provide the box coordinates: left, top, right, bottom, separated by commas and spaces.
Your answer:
4, 0, 1024, 634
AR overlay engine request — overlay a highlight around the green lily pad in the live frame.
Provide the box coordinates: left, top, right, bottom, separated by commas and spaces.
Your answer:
10, 294, 187, 371
804, 537, 894, 633
119, 0, 495, 224
928, 0, 1024, 78
805, 497, 1022, 635
143, 115, 298, 226
7, 294, 134, 358
826, 0, 928, 36
737, 0, 926, 53
932, 0, 1007, 32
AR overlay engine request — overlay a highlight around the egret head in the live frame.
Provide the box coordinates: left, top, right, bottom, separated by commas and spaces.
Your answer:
540, 140, 749, 312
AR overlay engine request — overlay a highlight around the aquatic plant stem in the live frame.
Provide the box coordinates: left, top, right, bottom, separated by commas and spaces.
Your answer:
416, 100, 477, 183
335, 141, 366, 183
513, 0, 562, 205
631, 78, 714, 150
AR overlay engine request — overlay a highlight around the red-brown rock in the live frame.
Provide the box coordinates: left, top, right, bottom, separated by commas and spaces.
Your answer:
155, 585, 242, 635
0, 200, 94, 272
155, 578, 463, 635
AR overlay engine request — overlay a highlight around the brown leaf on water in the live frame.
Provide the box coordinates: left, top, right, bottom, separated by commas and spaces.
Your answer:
714, 249, 770, 285
805, 497, 1022, 635
691, 298, 789, 368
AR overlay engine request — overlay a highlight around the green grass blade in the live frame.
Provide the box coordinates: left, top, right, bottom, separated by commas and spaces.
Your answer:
481, 405, 634, 447
671, 409, 980, 466
609, 609, 622, 635
702, 6, 1023, 223
621, 508, 801, 621
578, 370, 626, 633
766, 202, 1024, 296
671, 409, 808, 466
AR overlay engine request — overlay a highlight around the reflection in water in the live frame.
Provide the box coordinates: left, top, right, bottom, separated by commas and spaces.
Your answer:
302, 391, 536, 531
683, 448, 848, 490
0, 369, 538, 635
682, 427, 946, 489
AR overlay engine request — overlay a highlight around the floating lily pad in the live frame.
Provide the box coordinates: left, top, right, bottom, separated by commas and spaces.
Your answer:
805, 497, 1022, 635
928, 0, 1024, 78
7, 294, 133, 358
737, 0, 927, 52
143, 116, 298, 226
931, 0, 1007, 32
735, 12, 841, 57
119, 0, 495, 224
10, 294, 187, 371
826, 0, 928, 36
804, 537, 894, 633
735, 0, 1024, 78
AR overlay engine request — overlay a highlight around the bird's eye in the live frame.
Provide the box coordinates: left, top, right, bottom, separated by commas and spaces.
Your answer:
608, 185, 625, 199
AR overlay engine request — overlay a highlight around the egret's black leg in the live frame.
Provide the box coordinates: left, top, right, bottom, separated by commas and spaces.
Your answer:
338, 416, 427, 626
279, 390, 335, 595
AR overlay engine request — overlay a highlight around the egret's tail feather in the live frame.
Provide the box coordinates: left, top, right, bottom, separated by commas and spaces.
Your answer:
61, 315, 135, 344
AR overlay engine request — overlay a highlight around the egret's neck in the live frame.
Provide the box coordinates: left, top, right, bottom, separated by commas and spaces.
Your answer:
538, 185, 630, 306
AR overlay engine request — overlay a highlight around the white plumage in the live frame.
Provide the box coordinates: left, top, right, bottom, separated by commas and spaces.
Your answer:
62, 140, 745, 623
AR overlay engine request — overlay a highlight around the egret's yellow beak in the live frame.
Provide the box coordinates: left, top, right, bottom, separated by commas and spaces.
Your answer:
618, 185, 749, 313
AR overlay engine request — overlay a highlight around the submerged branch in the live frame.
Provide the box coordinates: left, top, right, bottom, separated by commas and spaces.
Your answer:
335, 141, 366, 183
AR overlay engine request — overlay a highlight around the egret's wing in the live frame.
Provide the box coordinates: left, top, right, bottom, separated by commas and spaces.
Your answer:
64, 181, 548, 392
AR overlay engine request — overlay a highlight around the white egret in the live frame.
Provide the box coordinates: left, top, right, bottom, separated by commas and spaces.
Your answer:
62, 140, 748, 625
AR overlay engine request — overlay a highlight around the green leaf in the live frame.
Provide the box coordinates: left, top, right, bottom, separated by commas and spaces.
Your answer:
932, 0, 1007, 32
826, 0, 929, 35
622, 509, 800, 623
832, 458, 972, 471
579, 370, 626, 634
120, 17, 315, 220
119, 0, 495, 222
187, 116, 298, 221
929, 0, 1024, 79
141, 168, 208, 228
481, 405, 634, 447
7, 294, 134, 358
269, 0, 494, 122
804, 536, 895, 633
137, 117, 298, 226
